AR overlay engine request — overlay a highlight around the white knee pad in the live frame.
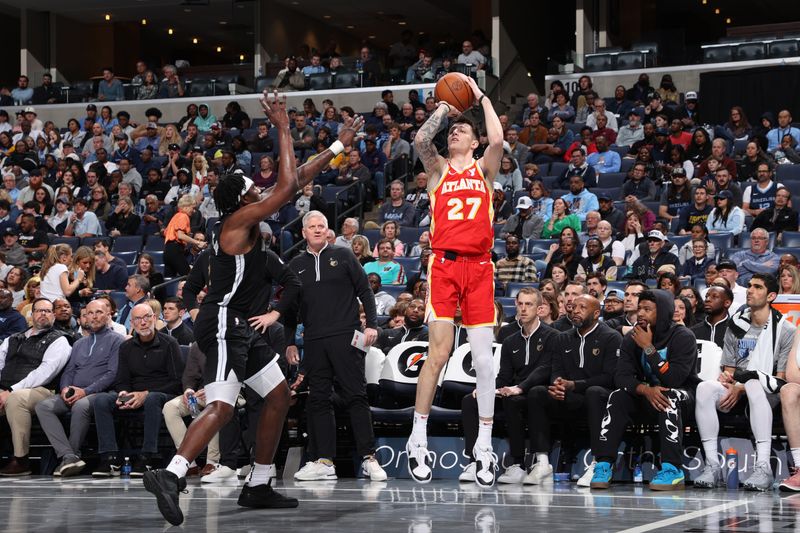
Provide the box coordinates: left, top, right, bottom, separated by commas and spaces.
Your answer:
204, 369, 242, 407
243, 356, 285, 398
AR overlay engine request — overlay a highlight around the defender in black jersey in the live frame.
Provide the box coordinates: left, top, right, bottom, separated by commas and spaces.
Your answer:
144, 91, 364, 525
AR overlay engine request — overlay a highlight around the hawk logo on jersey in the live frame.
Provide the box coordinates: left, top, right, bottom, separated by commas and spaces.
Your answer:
329, 258, 338, 267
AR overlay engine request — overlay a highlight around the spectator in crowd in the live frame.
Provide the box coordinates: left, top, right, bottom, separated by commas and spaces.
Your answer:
383, 122, 410, 161
691, 285, 732, 348
577, 238, 618, 281
779, 265, 800, 295
729, 228, 779, 286
767, 109, 800, 152
62, 198, 101, 238
695, 274, 793, 491
677, 186, 713, 235
375, 298, 427, 352
32, 74, 58, 105
496, 155, 523, 193
11, 75, 33, 105
105, 196, 140, 237
272, 57, 305, 91
681, 238, 713, 281
590, 290, 696, 490
378, 180, 415, 226
1, 229, 26, 268
586, 136, 621, 175
561, 175, 599, 222
116, 274, 150, 332
557, 148, 596, 190
92, 303, 183, 477
717, 106, 753, 143
135, 70, 159, 100
0, 297, 70, 475
0, 288, 26, 341
364, 238, 406, 286
742, 163, 783, 218
52, 298, 81, 343
159, 297, 194, 345
548, 91, 575, 123
627, 230, 680, 282
334, 218, 359, 248
542, 197, 580, 239
39, 244, 82, 303
164, 196, 205, 278
367, 272, 397, 316
751, 187, 797, 237
698, 139, 737, 181
501, 196, 544, 240
706, 190, 744, 236
458, 288, 556, 483
351, 235, 374, 267
35, 299, 124, 477
658, 168, 691, 225
157, 65, 185, 98
495, 235, 537, 283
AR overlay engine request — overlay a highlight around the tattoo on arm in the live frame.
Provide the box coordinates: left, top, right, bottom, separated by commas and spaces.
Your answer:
415, 109, 446, 174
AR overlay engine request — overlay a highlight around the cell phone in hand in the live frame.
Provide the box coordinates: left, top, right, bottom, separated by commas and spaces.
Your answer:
65, 387, 75, 399
118, 394, 134, 404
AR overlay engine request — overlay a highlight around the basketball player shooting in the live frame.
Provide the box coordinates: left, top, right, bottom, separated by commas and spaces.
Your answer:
406, 75, 503, 486
144, 91, 363, 525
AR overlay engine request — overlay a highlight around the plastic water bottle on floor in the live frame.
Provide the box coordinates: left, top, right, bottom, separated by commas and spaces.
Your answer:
121, 457, 132, 478
633, 457, 643, 483
188, 394, 200, 418
726, 448, 739, 489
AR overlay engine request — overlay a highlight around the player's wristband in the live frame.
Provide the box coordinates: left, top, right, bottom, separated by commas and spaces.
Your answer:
329, 140, 344, 156
478, 95, 486, 106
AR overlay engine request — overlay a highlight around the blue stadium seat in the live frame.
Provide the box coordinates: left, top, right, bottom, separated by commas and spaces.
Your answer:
493, 223, 504, 238
614, 51, 644, 71
506, 282, 535, 298
80, 237, 106, 249
363, 229, 381, 248
549, 162, 568, 177
394, 256, 419, 272
769, 39, 799, 58
598, 172, 627, 189
585, 53, 615, 72
703, 45, 734, 63
109, 291, 127, 311
669, 235, 692, 250
736, 42, 767, 61
126, 264, 137, 275
382, 285, 406, 299
111, 235, 143, 253
773, 247, 798, 259
493, 239, 506, 256
332, 70, 359, 89
610, 146, 629, 158
780, 231, 800, 247
399, 226, 427, 244
776, 165, 800, 182
527, 238, 558, 251
116, 251, 138, 265
306, 73, 332, 91
708, 233, 734, 255
50, 236, 80, 251
147, 251, 164, 264
618, 159, 635, 174
143, 235, 165, 251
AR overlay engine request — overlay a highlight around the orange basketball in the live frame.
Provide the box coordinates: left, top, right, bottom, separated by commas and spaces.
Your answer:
434, 72, 474, 113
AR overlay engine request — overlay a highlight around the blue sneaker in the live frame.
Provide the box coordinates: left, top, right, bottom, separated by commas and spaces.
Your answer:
590, 461, 613, 489
649, 462, 685, 491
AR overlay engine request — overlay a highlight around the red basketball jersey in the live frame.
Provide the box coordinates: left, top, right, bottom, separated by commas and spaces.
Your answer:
429, 161, 494, 256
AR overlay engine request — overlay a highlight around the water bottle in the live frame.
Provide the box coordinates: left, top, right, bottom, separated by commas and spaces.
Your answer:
121, 457, 132, 478
188, 394, 200, 418
726, 448, 739, 489
356, 60, 363, 74
633, 457, 643, 483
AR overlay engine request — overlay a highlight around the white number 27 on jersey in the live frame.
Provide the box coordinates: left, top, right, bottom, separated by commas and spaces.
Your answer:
446, 197, 481, 220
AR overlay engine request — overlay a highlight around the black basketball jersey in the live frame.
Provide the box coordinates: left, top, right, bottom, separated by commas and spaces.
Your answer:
202, 218, 268, 317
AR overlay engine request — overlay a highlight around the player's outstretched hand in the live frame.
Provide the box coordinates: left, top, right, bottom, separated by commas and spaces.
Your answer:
338, 115, 365, 147
463, 75, 484, 105
258, 89, 289, 129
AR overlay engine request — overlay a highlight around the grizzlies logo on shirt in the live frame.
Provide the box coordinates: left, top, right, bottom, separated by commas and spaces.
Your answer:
737, 334, 758, 365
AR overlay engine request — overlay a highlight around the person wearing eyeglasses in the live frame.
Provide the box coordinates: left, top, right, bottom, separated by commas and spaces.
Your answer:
91, 303, 183, 478
0, 297, 71, 476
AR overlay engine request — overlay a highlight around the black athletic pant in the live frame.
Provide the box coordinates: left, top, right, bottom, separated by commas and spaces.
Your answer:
304, 333, 374, 459
462, 395, 526, 463
595, 387, 693, 467
164, 240, 190, 277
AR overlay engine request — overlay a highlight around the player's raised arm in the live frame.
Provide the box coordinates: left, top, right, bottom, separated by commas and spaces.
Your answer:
415, 102, 453, 182
466, 77, 503, 181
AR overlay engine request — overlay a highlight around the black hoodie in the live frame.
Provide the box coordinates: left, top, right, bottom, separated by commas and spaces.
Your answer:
614, 289, 698, 393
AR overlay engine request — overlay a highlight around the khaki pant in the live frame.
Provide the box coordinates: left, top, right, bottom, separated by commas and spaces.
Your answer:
162, 395, 220, 463
0, 387, 53, 457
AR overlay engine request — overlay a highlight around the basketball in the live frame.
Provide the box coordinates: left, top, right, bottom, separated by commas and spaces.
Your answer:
434, 72, 474, 113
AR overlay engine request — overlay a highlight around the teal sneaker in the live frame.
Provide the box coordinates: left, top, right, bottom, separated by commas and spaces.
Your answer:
650, 462, 685, 491
590, 461, 613, 489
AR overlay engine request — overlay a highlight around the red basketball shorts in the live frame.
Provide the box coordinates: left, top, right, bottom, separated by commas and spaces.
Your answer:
425, 250, 496, 328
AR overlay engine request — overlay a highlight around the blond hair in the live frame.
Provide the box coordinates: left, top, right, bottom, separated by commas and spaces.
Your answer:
71, 245, 96, 288
40, 243, 72, 279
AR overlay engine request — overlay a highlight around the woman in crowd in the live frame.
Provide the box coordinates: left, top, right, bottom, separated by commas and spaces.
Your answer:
619, 209, 646, 255
716, 106, 752, 143
736, 141, 771, 182
48, 195, 72, 235
626, 197, 656, 231
657, 74, 679, 104
136, 70, 159, 100
707, 191, 744, 236
779, 264, 800, 294
0, 132, 14, 158
147, 299, 167, 332
538, 291, 560, 326
657, 271, 681, 296
496, 155, 523, 193
662, 145, 694, 180
686, 127, 713, 164
659, 167, 691, 223
17, 276, 40, 326
351, 235, 375, 266
39, 244, 84, 302
550, 264, 570, 291
373, 221, 405, 257
548, 91, 575, 123
542, 198, 580, 238
492, 185, 512, 224
88, 185, 112, 222
574, 92, 596, 124
97, 106, 118, 134
191, 153, 208, 188
137, 253, 165, 300
6, 267, 29, 307
529, 180, 553, 222
163, 195, 205, 277
678, 224, 716, 265
66, 246, 96, 313
409, 231, 430, 257
673, 296, 695, 327
633, 146, 662, 184
33, 187, 53, 218
157, 124, 182, 157
178, 103, 199, 131
680, 286, 706, 324
231, 135, 252, 171
586, 220, 625, 266
252, 155, 277, 190
538, 278, 560, 300
319, 106, 340, 137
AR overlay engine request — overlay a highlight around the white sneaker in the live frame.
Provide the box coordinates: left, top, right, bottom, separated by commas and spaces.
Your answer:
406, 440, 433, 483
361, 457, 388, 481
294, 460, 337, 481
473, 445, 497, 487
576, 460, 596, 488
459, 462, 476, 482
497, 464, 527, 484
523, 462, 553, 485
201, 464, 239, 483
237, 464, 251, 480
